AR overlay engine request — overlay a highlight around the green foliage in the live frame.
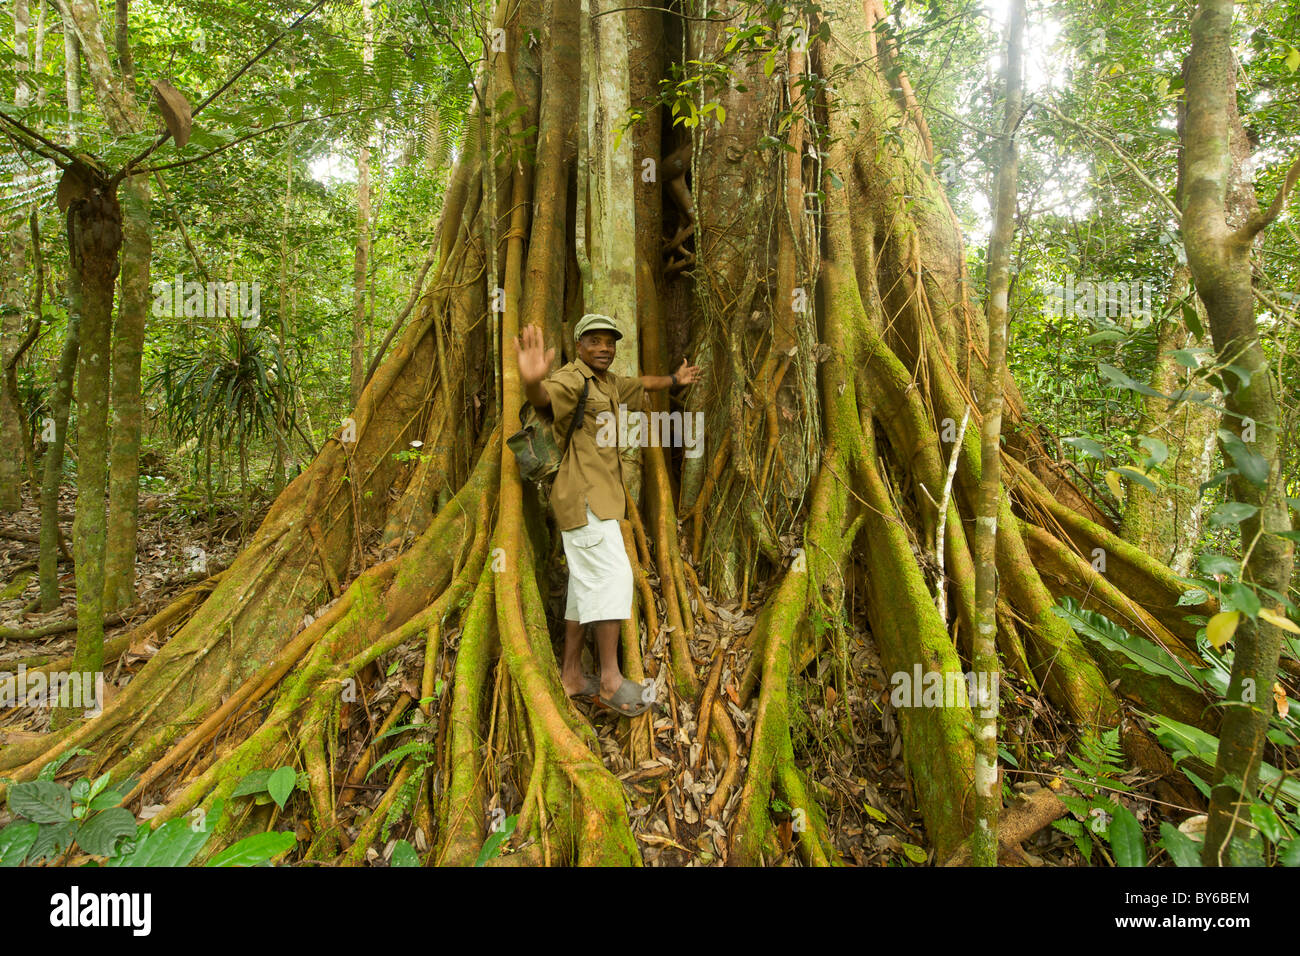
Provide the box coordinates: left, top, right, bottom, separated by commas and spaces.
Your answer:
474, 814, 517, 867
389, 838, 421, 867
232, 766, 305, 810
1, 761, 294, 867
1053, 728, 1136, 865
363, 715, 437, 843
148, 326, 295, 450
1054, 596, 1207, 693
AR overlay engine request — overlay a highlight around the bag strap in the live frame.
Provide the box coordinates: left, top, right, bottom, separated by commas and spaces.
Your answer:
561, 375, 591, 458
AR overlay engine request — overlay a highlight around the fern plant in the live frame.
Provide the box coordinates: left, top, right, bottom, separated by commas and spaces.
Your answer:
1053, 728, 1147, 866
365, 717, 437, 843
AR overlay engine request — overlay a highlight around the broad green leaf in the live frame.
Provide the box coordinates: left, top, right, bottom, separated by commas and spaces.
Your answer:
1197, 552, 1239, 578
1228, 834, 1265, 866
389, 839, 420, 867
1180, 300, 1204, 341
1281, 839, 1300, 866
1143, 713, 1300, 807
1054, 598, 1204, 692
1209, 501, 1257, 528
1107, 803, 1146, 867
0, 821, 39, 867
1218, 430, 1269, 487
87, 772, 113, 801
87, 791, 127, 812
1114, 466, 1159, 493
1250, 804, 1284, 843
27, 821, 76, 863
8, 781, 73, 824
474, 814, 517, 866
1064, 436, 1107, 460
75, 809, 138, 857
267, 766, 296, 809
232, 769, 274, 798
1158, 822, 1202, 867
1138, 437, 1168, 467
107, 799, 223, 868
205, 831, 296, 867
1220, 582, 1260, 618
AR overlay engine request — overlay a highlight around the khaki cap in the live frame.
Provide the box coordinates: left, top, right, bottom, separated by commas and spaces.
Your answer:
574, 313, 623, 341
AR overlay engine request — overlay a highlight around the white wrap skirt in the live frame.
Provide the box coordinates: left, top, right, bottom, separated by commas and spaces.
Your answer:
561, 506, 634, 623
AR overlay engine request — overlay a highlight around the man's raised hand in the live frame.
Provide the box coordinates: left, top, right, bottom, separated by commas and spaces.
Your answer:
513, 323, 555, 387
673, 357, 703, 386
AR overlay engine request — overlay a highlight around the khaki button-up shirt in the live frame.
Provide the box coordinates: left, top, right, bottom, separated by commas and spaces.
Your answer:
540, 357, 644, 531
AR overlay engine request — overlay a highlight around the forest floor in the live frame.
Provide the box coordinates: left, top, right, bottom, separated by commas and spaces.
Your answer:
0, 483, 1187, 866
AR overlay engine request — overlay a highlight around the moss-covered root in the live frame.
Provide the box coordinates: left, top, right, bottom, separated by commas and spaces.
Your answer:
730, 559, 810, 865
435, 564, 498, 866
853, 440, 978, 861
731, 460, 850, 866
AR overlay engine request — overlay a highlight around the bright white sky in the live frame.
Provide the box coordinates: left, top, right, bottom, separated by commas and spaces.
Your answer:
963, 0, 1080, 244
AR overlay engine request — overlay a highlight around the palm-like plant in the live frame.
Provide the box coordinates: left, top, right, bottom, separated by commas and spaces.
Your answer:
149, 326, 296, 527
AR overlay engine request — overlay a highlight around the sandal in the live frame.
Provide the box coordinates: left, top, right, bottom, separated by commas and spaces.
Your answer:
595, 678, 654, 718
568, 673, 600, 700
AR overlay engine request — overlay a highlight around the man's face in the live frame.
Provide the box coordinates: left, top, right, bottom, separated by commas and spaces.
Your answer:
577, 330, 617, 372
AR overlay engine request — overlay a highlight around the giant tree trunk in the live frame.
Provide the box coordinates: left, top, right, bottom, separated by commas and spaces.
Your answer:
1, 0, 1226, 865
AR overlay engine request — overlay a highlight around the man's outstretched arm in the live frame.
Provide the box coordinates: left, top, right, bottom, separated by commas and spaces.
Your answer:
513, 323, 555, 408
640, 357, 703, 392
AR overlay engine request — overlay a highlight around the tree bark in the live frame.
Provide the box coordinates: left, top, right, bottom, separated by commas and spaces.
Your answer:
972, 0, 1025, 867
1181, 0, 1296, 866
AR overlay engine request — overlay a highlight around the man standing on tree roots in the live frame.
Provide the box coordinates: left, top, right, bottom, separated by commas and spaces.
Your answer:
513, 313, 702, 717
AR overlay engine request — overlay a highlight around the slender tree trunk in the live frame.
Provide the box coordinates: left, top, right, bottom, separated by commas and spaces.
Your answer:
55, 184, 122, 728
101, 0, 149, 613
63, 14, 81, 134
1181, 0, 1297, 865
39, 308, 79, 611
349, 0, 374, 407
53, 0, 142, 724
0, 226, 26, 512
971, 0, 1025, 866
1120, 264, 1216, 571
0, 0, 34, 512
273, 139, 295, 496
102, 171, 150, 612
